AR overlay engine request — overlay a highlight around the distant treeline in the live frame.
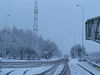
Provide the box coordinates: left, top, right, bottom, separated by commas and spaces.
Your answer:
0, 27, 61, 60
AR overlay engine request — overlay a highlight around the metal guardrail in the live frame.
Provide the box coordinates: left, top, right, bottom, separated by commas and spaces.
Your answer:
86, 59, 100, 68
77, 64, 95, 75
0, 58, 66, 68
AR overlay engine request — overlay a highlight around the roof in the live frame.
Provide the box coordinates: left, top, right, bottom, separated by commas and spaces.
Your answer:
86, 16, 100, 22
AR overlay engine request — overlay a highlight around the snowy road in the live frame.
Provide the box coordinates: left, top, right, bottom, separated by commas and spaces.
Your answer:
69, 59, 100, 75
0, 58, 70, 75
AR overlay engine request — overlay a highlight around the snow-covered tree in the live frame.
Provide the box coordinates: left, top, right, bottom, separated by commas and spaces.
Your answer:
70, 44, 86, 59
0, 27, 61, 59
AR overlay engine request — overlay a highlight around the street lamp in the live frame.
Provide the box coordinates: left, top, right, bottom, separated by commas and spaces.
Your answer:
76, 5, 84, 47
69, 32, 76, 45
6, 14, 10, 28
5, 14, 10, 59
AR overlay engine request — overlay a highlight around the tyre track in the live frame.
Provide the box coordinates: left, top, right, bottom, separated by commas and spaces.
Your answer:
5, 70, 15, 75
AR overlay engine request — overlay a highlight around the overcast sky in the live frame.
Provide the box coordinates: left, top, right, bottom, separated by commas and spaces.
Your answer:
0, 0, 100, 55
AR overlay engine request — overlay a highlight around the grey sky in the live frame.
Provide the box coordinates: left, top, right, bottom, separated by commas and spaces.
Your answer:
0, 0, 100, 55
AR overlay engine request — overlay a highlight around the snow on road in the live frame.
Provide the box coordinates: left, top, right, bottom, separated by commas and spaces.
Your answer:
53, 64, 64, 75
0, 66, 54, 75
0, 64, 66, 75
25, 66, 54, 75
68, 59, 91, 75
0, 58, 69, 75
77, 60, 100, 75
0, 68, 14, 75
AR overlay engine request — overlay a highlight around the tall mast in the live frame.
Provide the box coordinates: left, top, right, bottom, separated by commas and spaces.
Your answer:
34, 0, 38, 35
33, 0, 39, 53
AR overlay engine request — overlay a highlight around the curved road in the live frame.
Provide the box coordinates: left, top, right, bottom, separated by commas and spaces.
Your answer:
0, 58, 70, 75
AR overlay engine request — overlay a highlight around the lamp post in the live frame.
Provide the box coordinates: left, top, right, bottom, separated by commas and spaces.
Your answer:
76, 5, 84, 47
69, 32, 76, 46
6, 14, 10, 28
5, 14, 10, 59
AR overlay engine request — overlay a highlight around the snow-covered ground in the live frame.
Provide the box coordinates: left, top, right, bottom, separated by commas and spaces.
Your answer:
53, 64, 64, 75
0, 65, 53, 75
78, 60, 100, 75
0, 58, 68, 75
0, 64, 65, 75
68, 59, 100, 75
68, 59, 91, 75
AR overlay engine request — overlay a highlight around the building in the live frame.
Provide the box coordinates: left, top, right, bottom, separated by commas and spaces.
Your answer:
85, 16, 100, 43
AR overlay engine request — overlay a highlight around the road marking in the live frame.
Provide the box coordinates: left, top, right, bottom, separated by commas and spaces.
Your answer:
77, 64, 95, 75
